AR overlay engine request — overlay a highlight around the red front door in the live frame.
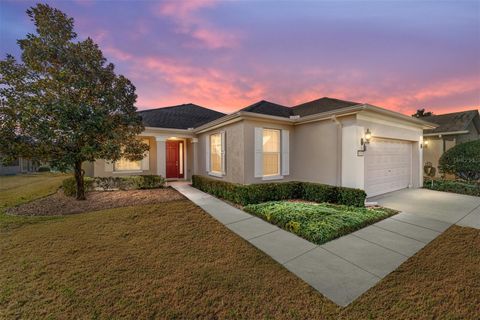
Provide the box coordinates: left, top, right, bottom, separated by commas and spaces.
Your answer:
166, 141, 184, 179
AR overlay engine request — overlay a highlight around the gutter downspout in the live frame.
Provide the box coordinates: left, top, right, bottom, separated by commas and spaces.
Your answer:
332, 115, 342, 187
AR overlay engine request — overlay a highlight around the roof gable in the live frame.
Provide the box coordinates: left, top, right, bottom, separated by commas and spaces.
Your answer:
240, 100, 293, 118
292, 97, 361, 117
422, 109, 479, 134
138, 103, 225, 129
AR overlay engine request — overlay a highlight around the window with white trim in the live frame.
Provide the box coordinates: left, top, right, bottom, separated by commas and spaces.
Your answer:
114, 158, 141, 171
262, 128, 280, 176
114, 139, 149, 172
210, 133, 222, 174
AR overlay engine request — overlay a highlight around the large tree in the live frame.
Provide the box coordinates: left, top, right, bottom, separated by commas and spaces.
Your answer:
0, 4, 148, 200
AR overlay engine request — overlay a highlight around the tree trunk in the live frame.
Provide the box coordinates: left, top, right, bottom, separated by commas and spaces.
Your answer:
74, 161, 86, 200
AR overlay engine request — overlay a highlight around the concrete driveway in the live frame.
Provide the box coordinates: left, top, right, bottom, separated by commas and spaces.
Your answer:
371, 188, 480, 228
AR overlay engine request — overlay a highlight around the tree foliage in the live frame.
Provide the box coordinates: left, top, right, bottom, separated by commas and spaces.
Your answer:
412, 108, 433, 118
439, 140, 480, 181
0, 4, 148, 199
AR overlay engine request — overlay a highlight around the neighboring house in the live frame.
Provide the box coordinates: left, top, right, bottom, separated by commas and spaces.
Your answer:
422, 109, 480, 175
84, 98, 436, 198
0, 156, 39, 175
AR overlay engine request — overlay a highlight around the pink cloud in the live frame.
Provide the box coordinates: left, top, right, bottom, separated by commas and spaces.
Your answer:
154, 0, 239, 49
103, 46, 133, 61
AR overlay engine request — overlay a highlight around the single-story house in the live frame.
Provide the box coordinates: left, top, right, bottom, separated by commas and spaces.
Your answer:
421, 109, 480, 176
0, 156, 39, 175
84, 97, 436, 197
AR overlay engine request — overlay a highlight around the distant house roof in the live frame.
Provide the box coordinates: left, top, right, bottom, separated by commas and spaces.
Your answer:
292, 97, 361, 117
137, 103, 225, 129
422, 109, 480, 135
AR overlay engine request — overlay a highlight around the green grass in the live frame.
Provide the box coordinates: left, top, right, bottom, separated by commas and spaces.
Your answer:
244, 201, 397, 245
0, 173, 69, 230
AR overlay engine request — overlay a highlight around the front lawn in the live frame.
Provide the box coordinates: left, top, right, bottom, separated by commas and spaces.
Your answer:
1, 175, 478, 318
0, 173, 68, 230
244, 201, 397, 245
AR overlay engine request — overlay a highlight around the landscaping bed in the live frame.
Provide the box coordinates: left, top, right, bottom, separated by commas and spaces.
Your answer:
423, 178, 480, 196
244, 201, 397, 245
7, 188, 185, 216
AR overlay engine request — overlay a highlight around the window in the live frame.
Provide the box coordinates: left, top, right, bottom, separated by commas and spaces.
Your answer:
262, 128, 280, 176
114, 158, 141, 171
210, 133, 222, 174
114, 139, 149, 172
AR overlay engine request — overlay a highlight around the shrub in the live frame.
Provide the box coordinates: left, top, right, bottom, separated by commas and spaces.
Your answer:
423, 178, 480, 197
62, 175, 165, 197
191, 175, 367, 207
128, 175, 166, 189
336, 187, 367, 207
439, 140, 480, 181
37, 166, 51, 172
62, 177, 94, 197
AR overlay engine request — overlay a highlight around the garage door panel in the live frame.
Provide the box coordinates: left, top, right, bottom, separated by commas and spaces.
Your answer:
365, 138, 412, 197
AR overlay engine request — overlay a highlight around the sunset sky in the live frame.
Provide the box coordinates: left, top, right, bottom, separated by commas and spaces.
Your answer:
1, 0, 479, 115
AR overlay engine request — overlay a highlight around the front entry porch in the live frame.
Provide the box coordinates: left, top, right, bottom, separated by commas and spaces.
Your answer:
151, 132, 198, 181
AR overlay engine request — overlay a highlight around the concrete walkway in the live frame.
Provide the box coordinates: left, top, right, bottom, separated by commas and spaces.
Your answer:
170, 182, 461, 306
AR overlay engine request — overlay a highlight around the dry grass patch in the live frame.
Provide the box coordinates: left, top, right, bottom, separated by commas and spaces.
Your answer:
7, 188, 185, 216
1, 197, 478, 319
0, 200, 340, 319
0, 173, 68, 230
341, 225, 480, 319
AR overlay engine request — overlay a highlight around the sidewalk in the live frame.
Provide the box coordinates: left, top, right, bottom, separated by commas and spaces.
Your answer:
170, 181, 450, 306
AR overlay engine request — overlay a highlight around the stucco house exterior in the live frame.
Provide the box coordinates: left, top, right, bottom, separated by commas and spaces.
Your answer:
84, 97, 436, 198
0, 156, 39, 175
421, 110, 480, 176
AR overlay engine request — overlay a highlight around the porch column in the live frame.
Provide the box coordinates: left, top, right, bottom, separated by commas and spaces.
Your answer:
191, 138, 199, 176
156, 136, 167, 177
341, 125, 365, 190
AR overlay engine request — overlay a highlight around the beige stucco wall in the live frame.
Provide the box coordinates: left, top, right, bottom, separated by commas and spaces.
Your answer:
423, 136, 444, 174
196, 120, 245, 184
423, 135, 457, 177
293, 119, 340, 186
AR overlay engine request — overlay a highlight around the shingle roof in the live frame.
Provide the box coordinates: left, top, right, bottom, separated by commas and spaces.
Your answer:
422, 109, 480, 134
239, 97, 361, 119
137, 103, 225, 129
292, 97, 361, 117
240, 100, 293, 118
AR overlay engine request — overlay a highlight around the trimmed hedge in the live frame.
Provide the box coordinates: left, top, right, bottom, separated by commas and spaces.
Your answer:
62, 175, 166, 197
191, 175, 366, 207
423, 178, 480, 197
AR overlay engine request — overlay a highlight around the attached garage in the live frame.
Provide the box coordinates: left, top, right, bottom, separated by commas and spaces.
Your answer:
340, 108, 435, 198
364, 138, 413, 197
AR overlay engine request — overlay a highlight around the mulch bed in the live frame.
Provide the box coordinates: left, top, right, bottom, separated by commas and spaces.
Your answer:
7, 188, 186, 216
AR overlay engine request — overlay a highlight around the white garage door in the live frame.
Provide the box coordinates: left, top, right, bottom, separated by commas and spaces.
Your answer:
365, 138, 412, 197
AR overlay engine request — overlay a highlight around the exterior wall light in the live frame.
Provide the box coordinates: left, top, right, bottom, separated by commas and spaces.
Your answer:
360, 128, 372, 152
